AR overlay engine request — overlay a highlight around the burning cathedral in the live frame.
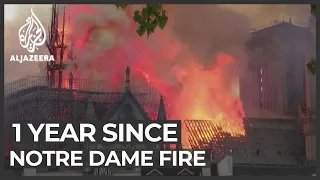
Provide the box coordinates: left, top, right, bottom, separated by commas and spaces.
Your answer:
4, 5, 316, 176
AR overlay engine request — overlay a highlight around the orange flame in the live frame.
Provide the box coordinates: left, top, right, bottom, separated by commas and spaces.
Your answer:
172, 54, 245, 136
56, 5, 246, 144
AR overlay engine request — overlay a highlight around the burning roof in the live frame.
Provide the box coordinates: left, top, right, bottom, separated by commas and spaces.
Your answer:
42, 4, 248, 140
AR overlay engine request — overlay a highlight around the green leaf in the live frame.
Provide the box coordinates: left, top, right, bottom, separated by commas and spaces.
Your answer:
114, 4, 168, 37
141, 7, 150, 20
115, 4, 130, 9
147, 5, 154, 16
307, 57, 316, 75
159, 15, 168, 30
311, 4, 316, 17
134, 10, 140, 16
133, 11, 141, 22
151, 19, 159, 26
136, 26, 146, 36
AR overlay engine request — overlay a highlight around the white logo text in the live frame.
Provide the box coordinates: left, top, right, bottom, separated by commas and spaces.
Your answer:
18, 7, 46, 53
10, 55, 55, 63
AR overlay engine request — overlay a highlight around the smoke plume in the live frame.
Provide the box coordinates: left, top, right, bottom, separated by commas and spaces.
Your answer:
4, 4, 311, 83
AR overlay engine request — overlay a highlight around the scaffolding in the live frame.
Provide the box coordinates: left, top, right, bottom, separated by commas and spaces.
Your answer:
4, 76, 158, 123
46, 4, 71, 88
4, 76, 114, 96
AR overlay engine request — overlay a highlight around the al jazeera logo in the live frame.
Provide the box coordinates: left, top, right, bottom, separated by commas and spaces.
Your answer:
10, 8, 55, 63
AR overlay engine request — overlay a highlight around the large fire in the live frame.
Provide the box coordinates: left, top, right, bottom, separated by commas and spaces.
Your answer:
58, 5, 246, 141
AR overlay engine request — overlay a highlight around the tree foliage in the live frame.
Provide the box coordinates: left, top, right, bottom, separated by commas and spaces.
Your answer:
308, 4, 316, 75
115, 4, 168, 37
307, 57, 316, 75
311, 4, 316, 17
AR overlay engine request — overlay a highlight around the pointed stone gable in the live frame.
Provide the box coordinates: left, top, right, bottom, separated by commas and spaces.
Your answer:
157, 95, 167, 121
146, 169, 163, 176
101, 66, 151, 121
102, 91, 150, 121
177, 168, 195, 176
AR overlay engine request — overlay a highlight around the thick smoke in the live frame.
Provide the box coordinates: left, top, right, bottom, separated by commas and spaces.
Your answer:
4, 4, 310, 84
171, 5, 250, 89
55, 5, 248, 97
222, 4, 311, 28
